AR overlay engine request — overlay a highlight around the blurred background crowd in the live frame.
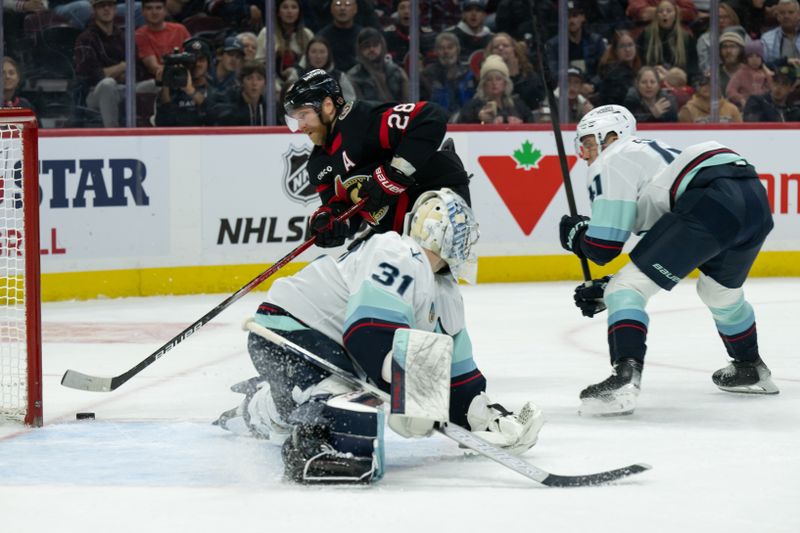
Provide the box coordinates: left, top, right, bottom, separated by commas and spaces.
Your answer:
2, 0, 799, 128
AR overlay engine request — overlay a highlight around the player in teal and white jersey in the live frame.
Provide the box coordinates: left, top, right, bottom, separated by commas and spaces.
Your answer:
216, 188, 543, 484
560, 105, 777, 416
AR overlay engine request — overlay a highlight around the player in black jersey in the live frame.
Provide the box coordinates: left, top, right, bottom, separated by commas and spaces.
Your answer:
283, 68, 471, 249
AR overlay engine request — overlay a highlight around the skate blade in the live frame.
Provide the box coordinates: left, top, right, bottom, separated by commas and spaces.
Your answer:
579, 392, 638, 417
717, 378, 780, 395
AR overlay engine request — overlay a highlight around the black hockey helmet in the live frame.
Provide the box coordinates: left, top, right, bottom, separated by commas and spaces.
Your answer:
284, 69, 346, 116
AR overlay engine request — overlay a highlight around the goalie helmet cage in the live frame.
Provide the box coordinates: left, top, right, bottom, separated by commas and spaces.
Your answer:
0, 108, 42, 427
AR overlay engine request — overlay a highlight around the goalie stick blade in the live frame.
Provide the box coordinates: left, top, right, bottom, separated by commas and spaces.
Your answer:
440, 423, 651, 488
540, 463, 652, 488
61, 370, 114, 392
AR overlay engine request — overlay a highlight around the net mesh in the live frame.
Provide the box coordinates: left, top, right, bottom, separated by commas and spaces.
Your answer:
0, 123, 28, 421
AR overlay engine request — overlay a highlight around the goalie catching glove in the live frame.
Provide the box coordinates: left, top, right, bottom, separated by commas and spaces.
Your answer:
574, 276, 612, 318
467, 392, 544, 455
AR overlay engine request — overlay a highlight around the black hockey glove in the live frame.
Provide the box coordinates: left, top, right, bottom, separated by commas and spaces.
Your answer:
359, 164, 415, 213
559, 214, 590, 255
310, 202, 351, 248
574, 276, 612, 318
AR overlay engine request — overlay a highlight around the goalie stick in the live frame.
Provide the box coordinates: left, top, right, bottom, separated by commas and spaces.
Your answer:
244, 320, 652, 488
60, 201, 365, 393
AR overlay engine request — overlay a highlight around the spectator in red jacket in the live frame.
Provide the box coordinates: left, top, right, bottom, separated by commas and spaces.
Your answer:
135, 0, 191, 90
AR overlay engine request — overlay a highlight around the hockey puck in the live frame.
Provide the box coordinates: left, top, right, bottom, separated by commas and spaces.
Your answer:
76, 412, 95, 420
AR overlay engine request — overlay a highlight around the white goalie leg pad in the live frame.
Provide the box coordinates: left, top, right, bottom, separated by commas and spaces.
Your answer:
467, 392, 544, 455
384, 329, 452, 438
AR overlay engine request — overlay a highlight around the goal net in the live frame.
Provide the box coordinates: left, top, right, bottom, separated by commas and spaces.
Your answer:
0, 109, 42, 426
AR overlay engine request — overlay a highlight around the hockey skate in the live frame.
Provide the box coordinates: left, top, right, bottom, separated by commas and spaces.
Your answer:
712, 357, 779, 394
467, 393, 544, 455
579, 358, 643, 416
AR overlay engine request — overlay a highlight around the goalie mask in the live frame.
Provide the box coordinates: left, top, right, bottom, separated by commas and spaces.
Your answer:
574, 105, 637, 160
405, 188, 479, 284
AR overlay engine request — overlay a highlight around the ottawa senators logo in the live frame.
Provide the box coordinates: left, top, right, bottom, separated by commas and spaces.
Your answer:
333, 174, 388, 225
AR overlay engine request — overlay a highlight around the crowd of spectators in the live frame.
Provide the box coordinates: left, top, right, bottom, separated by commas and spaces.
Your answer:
3, 0, 800, 126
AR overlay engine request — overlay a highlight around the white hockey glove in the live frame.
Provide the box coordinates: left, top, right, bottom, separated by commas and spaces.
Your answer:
383, 329, 453, 439
215, 379, 293, 444
467, 392, 544, 455
246, 382, 293, 443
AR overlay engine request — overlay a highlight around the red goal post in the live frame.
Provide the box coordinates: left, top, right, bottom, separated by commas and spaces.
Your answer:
0, 108, 42, 427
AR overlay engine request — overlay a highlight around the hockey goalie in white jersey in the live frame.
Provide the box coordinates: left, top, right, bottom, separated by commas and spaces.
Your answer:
559, 105, 777, 416
217, 188, 543, 483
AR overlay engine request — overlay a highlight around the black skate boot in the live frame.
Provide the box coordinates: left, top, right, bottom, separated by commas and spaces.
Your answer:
579, 358, 643, 416
712, 357, 779, 394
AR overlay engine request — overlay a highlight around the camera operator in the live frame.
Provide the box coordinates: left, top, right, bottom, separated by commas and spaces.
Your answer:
155, 38, 214, 126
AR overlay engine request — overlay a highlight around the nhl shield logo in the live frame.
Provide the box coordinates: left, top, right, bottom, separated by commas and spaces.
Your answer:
282, 145, 316, 205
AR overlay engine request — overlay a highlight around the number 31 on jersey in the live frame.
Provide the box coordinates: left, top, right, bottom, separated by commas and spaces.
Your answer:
372, 261, 414, 296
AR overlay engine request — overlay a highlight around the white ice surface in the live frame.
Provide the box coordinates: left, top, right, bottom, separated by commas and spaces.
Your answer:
1, 279, 798, 533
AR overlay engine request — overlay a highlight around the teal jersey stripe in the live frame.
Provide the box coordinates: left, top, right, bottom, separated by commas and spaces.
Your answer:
586, 225, 631, 243
345, 280, 416, 331
608, 308, 650, 326
451, 329, 477, 375
605, 288, 649, 327
673, 153, 745, 201
253, 313, 309, 332
452, 358, 478, 376
345, 305, 414, 331
588, 198, 637, 241
709, 297, 755, 335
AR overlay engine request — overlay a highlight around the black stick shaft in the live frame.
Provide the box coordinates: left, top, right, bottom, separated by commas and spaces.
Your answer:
528, 4, 592, 281
61, 201, 365, 392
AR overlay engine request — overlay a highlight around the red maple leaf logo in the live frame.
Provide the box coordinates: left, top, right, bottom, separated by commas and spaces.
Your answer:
479, 144, 577, 236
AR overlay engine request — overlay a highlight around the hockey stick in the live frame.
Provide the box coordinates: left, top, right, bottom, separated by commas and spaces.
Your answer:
60, 201, 366, 393
244, 320, 651, 488
528, 4, 592, 282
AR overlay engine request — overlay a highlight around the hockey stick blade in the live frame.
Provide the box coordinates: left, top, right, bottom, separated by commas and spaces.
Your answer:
244, 320, 652, 488
60, 202, 365, 393
439, 423, 650, 487
60, 370, 112, 392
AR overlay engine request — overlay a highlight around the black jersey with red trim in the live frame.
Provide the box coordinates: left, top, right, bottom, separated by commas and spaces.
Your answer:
306, 100, 471, 233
